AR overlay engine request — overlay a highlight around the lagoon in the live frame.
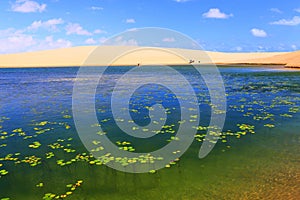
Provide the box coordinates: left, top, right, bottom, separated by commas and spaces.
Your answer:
0, 66, 299, 199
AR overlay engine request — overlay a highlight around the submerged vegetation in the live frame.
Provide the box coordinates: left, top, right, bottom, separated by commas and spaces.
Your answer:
0, 67, 299, 199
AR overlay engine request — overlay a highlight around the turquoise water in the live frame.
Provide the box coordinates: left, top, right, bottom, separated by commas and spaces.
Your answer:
0, 66, 299, 199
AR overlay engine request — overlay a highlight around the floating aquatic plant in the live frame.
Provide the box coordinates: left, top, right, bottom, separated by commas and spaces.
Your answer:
0, 169, 8, 177
116, 141, 135, 152
28, 141, 41, 149
20, 155, 42, 167
45, 152, 55, 159
36, 182, 44, 187
264, 124, 275, 128
42, 180, 83, 199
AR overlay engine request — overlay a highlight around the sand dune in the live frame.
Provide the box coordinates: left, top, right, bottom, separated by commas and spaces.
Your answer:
241, 51, 300, 67
0, 46, 97, 67
0, 46, 299, 68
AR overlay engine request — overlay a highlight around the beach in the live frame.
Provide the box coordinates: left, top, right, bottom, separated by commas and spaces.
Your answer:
0, 46, 299, 68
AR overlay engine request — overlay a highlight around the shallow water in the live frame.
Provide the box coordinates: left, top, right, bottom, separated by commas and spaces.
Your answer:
0, 66, 299, 199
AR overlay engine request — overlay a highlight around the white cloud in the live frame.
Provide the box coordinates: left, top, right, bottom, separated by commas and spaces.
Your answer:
295, 8, 300, 13
125, 18, 136, 24
85, 38, 97, 45
27, 18, 64, 31
257, 45, 267, 52
65, 23, 92, 36
0, 32, 35, 53
93, 29, 106, 34
251, 28, 267, 37
32, 36, 72, 51
162, 37, 175, 42
103, 36, 138, 46
11, 0, 46, 13
291, 44, 297, 50
0, 28, 20, 37
202, 8, 233, 19
127, 28, 138, 32
270, 8, 282, 14
270, 16, 300, 26
174, 0, 191, 2
0, 27, 72, 53
119, 39, 138, 46
90, 6, 103, 11
99, 37, 108, 44
235, 46, 243, 51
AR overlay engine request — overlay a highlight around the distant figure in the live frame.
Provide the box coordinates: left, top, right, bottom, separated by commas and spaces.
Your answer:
137, 63, 140, 67
189, 59, 195, 64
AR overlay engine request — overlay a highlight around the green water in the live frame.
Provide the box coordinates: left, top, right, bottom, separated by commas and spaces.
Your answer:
0, 66, 299, 199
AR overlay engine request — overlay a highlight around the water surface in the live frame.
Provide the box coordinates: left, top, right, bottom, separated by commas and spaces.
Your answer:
0, 66, 299, 199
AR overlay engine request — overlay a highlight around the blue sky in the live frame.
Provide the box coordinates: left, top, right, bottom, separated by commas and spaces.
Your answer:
0, 0, 300, 53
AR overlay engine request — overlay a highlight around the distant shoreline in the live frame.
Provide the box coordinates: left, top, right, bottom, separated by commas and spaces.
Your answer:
0, 64, 297, 70
0, 46, 299, 69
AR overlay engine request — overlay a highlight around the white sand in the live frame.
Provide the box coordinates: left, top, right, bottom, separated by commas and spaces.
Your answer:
0, 46, 299, 68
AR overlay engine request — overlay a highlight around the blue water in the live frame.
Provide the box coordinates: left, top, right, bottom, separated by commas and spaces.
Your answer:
0, 66, 299, 199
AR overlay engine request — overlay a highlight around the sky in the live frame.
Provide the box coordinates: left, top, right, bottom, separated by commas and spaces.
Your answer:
0, 0, 300, 53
